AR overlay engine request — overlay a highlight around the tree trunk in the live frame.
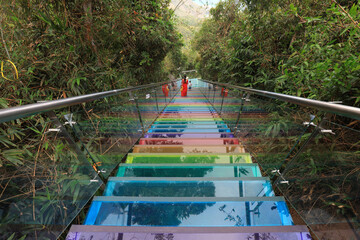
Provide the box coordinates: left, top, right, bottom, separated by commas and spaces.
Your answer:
83, 0, 101, 65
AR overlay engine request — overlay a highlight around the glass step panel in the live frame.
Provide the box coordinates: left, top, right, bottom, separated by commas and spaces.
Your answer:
156, 118, 223, 121
161, 112, 217, 114
170, 103, 212, 107
126, 153, 252, 164
104, 178, 274, 197
162, 107, 215, 109
84, 197, 293, 227
158, 114, 220, 117
67, 225, 312, 240
163, 110, 217, 113
144, 133, 235, 138
162, 110, 216, 112
147, 129, 231, 133
160, 112, 218, 114
116, 164, 262, 178
163, 106, 214, 108
157, 118, 223, 121
132, 145, 245, 153
157, 117, 221, 121
138, 138, 240, 145
153, 121, 225, 124
151, 125, 228, 129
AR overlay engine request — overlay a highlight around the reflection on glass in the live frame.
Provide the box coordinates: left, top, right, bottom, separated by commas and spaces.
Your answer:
85, 199, 293, 227
277, 120, 360, 240
117, 164, 262, 177
67, 228, 312, 240
138, 138, 240, 145
148, 128, 231, 133
69, 95, 143, 177
144, 133, 235, 138
132, 145, 245, 153
152, 121, 225, 124
151, 124, 228, 128
220, 91, 312, 177
0, 120, 102, 239
126, 153, 252, 164
104, 179, 274, 197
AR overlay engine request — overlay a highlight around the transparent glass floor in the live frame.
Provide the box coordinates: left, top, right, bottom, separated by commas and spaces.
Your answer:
67, 225, 312, 240
126, 153, 252, 164
85, 197, 293, 227
104, 178, 274, 197
132, 145, 246, 153
138, 138, 240, 145
116, 164, 262, 178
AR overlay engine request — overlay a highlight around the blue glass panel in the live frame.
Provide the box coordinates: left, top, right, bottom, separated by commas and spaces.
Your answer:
144, 133, 235, 138
117, 165, 262, 177
104, 179, 274, 197
84, 197, 293, 227
147, 129, 231, 133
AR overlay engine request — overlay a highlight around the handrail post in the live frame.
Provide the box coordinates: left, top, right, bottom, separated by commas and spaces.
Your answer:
234, 92, 246, 132
212, 86, 216, 103
219, 90, 225, 115
207, 84, 211, 101
153, 90, 160, 113
132, 93, 145, 134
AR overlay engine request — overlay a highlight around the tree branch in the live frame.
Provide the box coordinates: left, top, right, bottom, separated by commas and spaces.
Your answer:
0, 17, 11, 60
331, 0, 360, 30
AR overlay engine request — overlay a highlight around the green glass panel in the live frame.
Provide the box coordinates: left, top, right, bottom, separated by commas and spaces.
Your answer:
126, 153, 252, 164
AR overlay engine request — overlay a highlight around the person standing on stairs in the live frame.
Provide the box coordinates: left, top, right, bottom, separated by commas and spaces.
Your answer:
181, 75, 188, 97
162, 84, 169, 97
188, 80, 192, 91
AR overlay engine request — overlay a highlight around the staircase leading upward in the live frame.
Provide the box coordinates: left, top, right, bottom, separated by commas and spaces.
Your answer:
66, 87, 312, 240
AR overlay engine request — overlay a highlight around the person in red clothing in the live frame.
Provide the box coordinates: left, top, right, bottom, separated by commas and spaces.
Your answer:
162, 84, 169, 97
221, 87, 229, 97
181, 75, 188, 97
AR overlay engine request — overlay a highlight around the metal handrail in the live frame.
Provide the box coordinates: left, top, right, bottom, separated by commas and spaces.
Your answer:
0, 80, 175, 123
201, 79, 360, 120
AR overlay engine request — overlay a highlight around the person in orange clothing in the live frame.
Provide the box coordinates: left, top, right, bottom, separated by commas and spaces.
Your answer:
181, 75, 188, 97
221, 87, 229, 97
162, 84, 169, 97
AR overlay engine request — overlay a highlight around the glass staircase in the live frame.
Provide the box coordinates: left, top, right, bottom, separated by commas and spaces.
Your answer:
66, 88, 312, 240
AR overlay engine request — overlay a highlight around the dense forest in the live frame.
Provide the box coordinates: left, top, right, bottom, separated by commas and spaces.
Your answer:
0, 0, 183, 107
193, 0, 360, 106
3, 0, 359, 106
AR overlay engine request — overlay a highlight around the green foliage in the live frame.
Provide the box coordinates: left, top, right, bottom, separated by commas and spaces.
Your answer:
0, 0, 181, 108
193, 0, 360, 106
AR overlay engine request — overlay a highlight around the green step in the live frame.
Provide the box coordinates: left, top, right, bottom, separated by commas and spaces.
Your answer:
126, 153, 252, 164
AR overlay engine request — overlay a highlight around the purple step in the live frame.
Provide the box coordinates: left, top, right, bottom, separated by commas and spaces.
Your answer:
66, 225, 312, 240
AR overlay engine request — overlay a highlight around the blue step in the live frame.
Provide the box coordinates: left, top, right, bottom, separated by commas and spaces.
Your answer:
84, 196, 294, 227
104, 177, 274, 197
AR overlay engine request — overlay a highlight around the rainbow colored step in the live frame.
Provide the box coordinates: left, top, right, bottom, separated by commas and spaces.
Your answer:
66, 82, 310, 240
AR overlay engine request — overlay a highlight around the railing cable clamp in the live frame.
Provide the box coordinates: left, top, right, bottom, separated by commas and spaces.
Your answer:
45, 127, 61, 134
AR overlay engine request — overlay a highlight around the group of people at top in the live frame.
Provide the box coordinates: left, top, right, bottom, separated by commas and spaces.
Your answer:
181, 75, 192, 97
162, 75, 192, 97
